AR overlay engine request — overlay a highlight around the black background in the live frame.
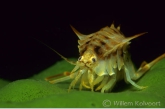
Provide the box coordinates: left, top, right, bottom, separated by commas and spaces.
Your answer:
0, 1, 164, 81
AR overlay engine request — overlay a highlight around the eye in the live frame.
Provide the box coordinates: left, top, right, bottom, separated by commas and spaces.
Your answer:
92, 58, 96, 63
78, 56, 82, 61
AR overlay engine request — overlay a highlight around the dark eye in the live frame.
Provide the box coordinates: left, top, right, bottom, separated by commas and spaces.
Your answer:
78, 56, 82, 61
92, 58, 96, 62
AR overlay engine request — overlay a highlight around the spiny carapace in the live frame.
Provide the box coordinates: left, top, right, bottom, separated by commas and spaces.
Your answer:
45, 23, 165, 93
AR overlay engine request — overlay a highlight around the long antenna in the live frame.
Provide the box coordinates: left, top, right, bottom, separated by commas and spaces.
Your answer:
32, 37, 76, 65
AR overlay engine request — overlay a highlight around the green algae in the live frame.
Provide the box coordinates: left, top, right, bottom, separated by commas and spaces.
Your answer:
0, 58, 165, 108
0, 79, 67, 103
0, 79, 10, 89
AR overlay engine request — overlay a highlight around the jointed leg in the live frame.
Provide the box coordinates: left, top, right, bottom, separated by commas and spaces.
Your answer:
93, 76, 104, 86
101, 74, 116, 93
131, 53, 165, 80
68, 69, 87, 92
79, 72, 90, 90
124, 67, 146, 89
88, 70, 95, 91
95, 76, 109, 91
68, 71, 83, 92
45, 72, 72, 84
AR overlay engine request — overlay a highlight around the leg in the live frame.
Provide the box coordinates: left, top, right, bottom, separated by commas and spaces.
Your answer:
68, 71, 83, 92
124, 67, 146, 89
45, 72, 73, 84
80, 81, 91, 90
49, 76, 71, 84
45, 72, 70, 81
88, 70, 95, 91
95, 76, 109, 91
79, 72, 90, 90
131, 53, 165, 80
68, 69, 87, 92
93, 76, 104, 86
45, 65, 80, 83
101, 74, 116, 93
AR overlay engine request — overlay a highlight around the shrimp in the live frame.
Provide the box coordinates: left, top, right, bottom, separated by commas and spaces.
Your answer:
45, 23, 165, 93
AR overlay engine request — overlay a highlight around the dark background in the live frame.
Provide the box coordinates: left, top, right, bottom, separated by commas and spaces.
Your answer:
0, 1, 164, 81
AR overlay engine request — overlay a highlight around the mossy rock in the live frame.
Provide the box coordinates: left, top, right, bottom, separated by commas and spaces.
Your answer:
0, 58, 165, 108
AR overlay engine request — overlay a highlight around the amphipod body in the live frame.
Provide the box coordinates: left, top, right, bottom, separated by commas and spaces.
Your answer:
46, 23, 165, 93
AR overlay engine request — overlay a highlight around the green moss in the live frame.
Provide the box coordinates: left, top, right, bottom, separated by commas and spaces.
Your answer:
0, 58, 165, 108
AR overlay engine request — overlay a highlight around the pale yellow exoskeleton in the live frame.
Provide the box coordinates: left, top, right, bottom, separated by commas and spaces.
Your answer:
45, 23, 165, 93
